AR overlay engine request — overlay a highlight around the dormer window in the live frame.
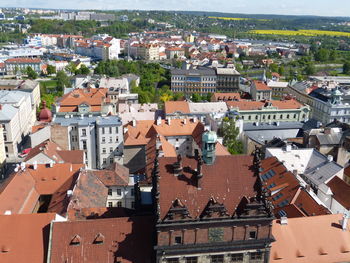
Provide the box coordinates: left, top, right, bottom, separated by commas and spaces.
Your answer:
70, 235, 81, 246
93, 233, 105, 244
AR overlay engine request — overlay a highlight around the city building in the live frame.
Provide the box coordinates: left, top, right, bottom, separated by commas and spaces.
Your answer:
171, 68, 217, 95
4, 57, 42, 74
251, 81, 272, 101
149, 134, 275, 263
227, 98, 310, 123
268, 81, 289, 99
53, 115, 124, 169
215, 67, 240, 92
118, 103, 159, 125
129, 44, 160, 60
165, 47, 185, 59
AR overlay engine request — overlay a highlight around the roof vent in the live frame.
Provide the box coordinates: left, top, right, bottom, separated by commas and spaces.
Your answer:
20, 162, 26, 171
342, 213, 349, 231
4, 210, 11, 215
280, 216, 288, 225
33, 161, 37, 170
285, 145, 292, 152
67, 190, 73, 197
327, 155, 333, 162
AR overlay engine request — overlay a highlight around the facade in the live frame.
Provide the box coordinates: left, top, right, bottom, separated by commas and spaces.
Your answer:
227, 98, 310, 123
165, 47, 185, 59
53, 115, 124, 169
251, 81, 272, 101
129, 44, 160, 60
268, 81, 289, 99
4, 58, 42, 74
216, 68, 240, 92
171, 68, 217, 95
149, 135, 275, 263
0, 91, 34, 159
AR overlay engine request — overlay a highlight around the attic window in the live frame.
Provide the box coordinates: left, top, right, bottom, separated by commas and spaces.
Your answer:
93, 233, 105, 244
70, 235, 81, 246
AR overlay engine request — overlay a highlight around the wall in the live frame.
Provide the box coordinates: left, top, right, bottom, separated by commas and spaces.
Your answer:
30, 126, 51, 148
123, 145, 146, 173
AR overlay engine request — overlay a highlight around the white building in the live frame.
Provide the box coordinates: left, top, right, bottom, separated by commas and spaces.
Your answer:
53, 115, 124, 169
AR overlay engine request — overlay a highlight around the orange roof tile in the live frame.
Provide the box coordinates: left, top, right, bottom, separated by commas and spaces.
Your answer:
226, 98, 303, 110
5, 58, 41, 64
271, 214, 350, 263
0, 213, 56, 263
254, 80, 271, 91
164, 101, 190, 115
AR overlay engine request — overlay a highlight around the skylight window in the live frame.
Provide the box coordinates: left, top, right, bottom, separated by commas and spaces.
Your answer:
261, 170, 276, 181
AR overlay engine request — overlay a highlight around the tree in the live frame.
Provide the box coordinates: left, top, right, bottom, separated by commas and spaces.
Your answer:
221, 117, 243, 155
76, 64, 90, 75
343, 61, 350, 75
269, 63, 278, 73
278, 65, 285, 76
191, 93, 202, 102
304, 63, 316, 76
26, 66, 38, 79
314, 48, 330, 62
55, 70, 71, 92
47, 65, 56, 75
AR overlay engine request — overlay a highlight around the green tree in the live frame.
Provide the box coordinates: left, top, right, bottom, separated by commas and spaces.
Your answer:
47, 65, 56, 75
278, 65, 285, 76
191, 93, 202, 102
314, 48, 330, 62
221, 117, 243, 155
269, 63, 278, 73
76, 64, 90, 75
55, 70, 71, 92
26, 66, 38, 79
344, 62, 350, 75
304, 63, 316, 75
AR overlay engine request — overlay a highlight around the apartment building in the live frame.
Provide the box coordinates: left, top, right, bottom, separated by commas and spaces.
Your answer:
5, 58, 42, 74
216, 67, 240, 92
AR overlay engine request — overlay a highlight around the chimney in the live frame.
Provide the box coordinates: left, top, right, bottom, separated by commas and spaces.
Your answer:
342, 213, 348, 231
33, 161, 37, 170
4, 210, 11, 215
167, 117, 171, 125
156, 116, 162, 126
285, 144, 292, 152
280, 216, 288, 225
20, 162, 26, 171
67, 190, 73, 197
49, 160, 54, 168
132, 119, 136, 127
183, 119, 187, 125
327, 155, 333, 162
173, 154, 183, 175
196, 156, 203, 189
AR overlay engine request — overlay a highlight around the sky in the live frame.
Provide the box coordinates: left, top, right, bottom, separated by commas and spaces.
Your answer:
1, 0, 350, 17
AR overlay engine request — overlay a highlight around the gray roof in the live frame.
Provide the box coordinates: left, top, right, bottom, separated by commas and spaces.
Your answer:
304, 150, 343, 186
171, 68, 216, 76
0, 104, 18, 121
53, 115, 122, 127
245, 129, 300, 144
216, 68, 240, 75
316, 133, 342, 145
0, 90, 29, 104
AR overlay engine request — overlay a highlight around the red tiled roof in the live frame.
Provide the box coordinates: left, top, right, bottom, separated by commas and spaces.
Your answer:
226, 98, 304, 110
271, 214, 350, 263
327, 176, 350, 210
0, 213, 56, 263
49, 216, 155, 263
89, 162, 130, 187
211, 92, 242, 102
157, 155, 257, 220
261, 157, 330, 218
164, 101, 190, 115
5, 58, 41, 64
253, 80, 271, 91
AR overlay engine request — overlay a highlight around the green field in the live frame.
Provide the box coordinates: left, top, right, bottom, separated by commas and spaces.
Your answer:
249, 29, 350, 37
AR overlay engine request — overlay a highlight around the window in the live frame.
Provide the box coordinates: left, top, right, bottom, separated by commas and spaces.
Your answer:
267, 183, 276, 189
108, 202, 113, 207
110, 147, 113, 153
131, 201, 135, 209
280, 114, 283, 119
103, 158, 107, 164
110, 157, 114, 163
255, 115, 258, 120
272, 193, 283, 201
186, 257, 198, 263
115, 127, 118, 133
102, 127, 105, 134
211, 255, 224, 263
109, 137, 112, 143
3, 134, 6, 141
82, 129, 86, 136
287, 114, 290, 119
102, 148, 106, 154
261, 170, 276, 181
293, 114, 297, 118
250, 252, 263, 260
117, 189, 122, 196
117, 201, 122, 207
82, 141, 87, 150
174, 236, 182, 244
131, 189, 134, 196
230, 253, 243, 262
278, 199, 289, 207
108, 188, 112, 196
249, 231, 257, 239
278, 210, 287, 217
167, 259, 179, 263
102, 137, 105, 143
109, 127, 112, 134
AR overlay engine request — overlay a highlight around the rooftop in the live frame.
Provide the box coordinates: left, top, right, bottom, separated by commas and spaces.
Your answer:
270, 214, 350, 263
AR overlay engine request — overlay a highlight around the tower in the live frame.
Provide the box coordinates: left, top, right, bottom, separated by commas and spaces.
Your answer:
202, 131, 217, 165
330, 88, 342, 105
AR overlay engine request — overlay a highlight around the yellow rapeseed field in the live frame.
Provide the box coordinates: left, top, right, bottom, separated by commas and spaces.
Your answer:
249, 29, 350, 37
208, 16, 270, 22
